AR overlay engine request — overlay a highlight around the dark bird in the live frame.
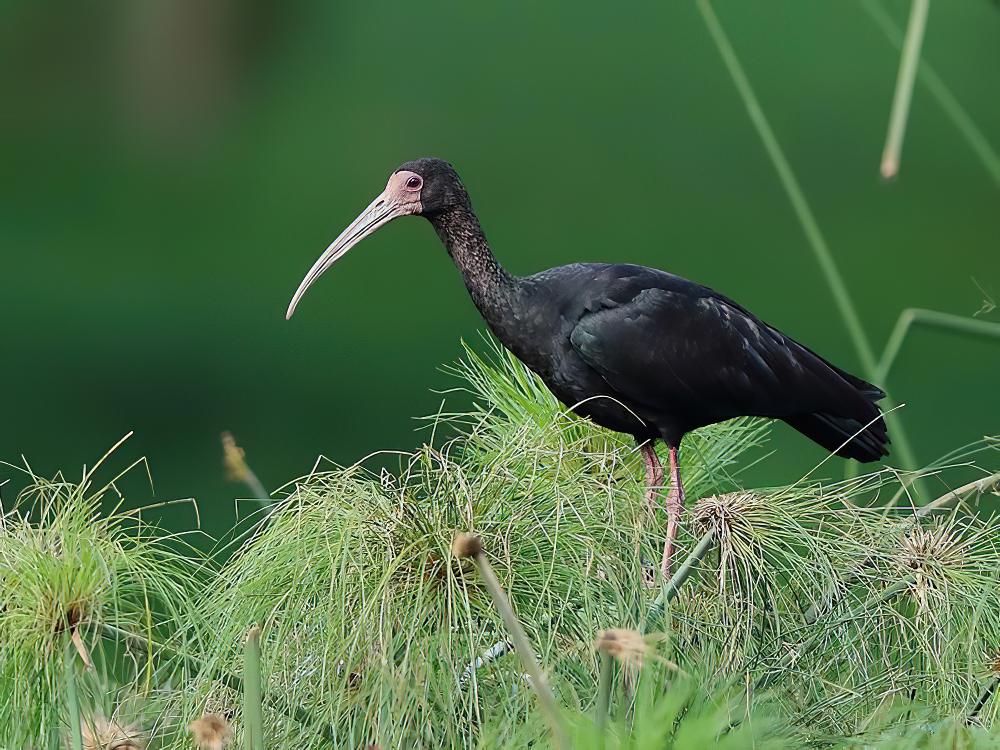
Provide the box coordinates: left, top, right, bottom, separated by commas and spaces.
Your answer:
286, 158, 889, 576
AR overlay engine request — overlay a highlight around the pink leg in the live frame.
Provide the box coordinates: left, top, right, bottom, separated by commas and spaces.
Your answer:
659, 446, 685, 578
639, 442, 664, 514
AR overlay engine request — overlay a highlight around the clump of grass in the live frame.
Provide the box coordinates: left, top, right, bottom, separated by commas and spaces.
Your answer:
762, 477, 1000, 739
176, 342, 999, 748
677, 487, 861, 671
5, 342, 999, 748
0, 454, 204, 748
838, 713, 1000, 749
180, 341, 769, 749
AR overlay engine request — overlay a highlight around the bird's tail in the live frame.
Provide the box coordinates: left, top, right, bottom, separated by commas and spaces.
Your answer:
784, 394, 890, 463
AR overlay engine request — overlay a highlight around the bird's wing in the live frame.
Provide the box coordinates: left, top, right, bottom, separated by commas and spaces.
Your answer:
568, 275, 874, 423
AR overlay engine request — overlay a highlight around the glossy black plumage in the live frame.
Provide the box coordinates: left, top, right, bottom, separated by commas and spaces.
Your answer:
521, 262, 889, 460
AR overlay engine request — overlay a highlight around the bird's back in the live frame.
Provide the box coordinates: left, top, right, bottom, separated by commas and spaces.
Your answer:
515, 262, 888, 459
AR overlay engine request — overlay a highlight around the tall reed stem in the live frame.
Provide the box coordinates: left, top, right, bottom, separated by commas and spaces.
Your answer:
861, 0, 1000, 186
696, 0, 877, 376
879, 0, 929, 179
244, 625, 265, 750
875, 308, 1000, 384
696, 0, 925, 489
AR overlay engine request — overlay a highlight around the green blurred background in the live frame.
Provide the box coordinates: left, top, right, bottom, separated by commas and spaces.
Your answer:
2, 1, 997, 538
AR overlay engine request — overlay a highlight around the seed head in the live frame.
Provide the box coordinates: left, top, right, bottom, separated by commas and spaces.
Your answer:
221, 432, 250, 483
898, 523, 964, 572
692, 491, 762, 528
79, 714, 146, 750
451, 532, 484, 559
188, 713, 233, 750
595, 628, 648, 666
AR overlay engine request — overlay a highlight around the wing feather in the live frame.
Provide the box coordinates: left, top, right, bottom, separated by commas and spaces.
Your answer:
569, 284, 875, 424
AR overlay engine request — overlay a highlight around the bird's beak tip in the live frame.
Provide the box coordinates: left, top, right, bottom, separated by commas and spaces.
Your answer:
286, 187, 404, 322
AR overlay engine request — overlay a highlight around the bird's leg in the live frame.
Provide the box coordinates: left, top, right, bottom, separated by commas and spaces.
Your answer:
660, 445, 686, 579
639, 441, 664, 515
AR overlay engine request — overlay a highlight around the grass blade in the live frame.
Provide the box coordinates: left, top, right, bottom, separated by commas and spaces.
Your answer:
65, 643, 83, 750
596, 650, 613, 745
244, 625, 265, 750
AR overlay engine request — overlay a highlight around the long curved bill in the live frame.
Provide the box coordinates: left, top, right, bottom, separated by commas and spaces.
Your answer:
285, 191, 410, 319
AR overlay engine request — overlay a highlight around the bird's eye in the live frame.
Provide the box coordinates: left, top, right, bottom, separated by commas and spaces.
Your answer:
405, 175, 422, 190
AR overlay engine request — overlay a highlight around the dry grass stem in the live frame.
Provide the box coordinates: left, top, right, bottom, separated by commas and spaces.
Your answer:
70, 627, 93, 671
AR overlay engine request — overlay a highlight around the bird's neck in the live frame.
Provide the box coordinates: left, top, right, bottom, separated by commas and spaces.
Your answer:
428, 206, 517, 327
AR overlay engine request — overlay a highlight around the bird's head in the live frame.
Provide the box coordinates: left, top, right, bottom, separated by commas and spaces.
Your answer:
285, 157, 469, 319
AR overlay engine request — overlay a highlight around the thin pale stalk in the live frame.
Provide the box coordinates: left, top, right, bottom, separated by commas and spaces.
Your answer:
879, 0, 929, 179
861, 0, 1000, 186
596, 651, 613, 745
65, 643, 84, 750
244, 626, 265, 750
243, 470, 270, 507
757, 577, 914, 689
646, 529, 716, 630
803, 470, 1000, 623
473, 550, 568, 750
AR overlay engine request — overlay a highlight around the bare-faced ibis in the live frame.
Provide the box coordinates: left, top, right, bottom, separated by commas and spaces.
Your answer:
286, 158, 889, 577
